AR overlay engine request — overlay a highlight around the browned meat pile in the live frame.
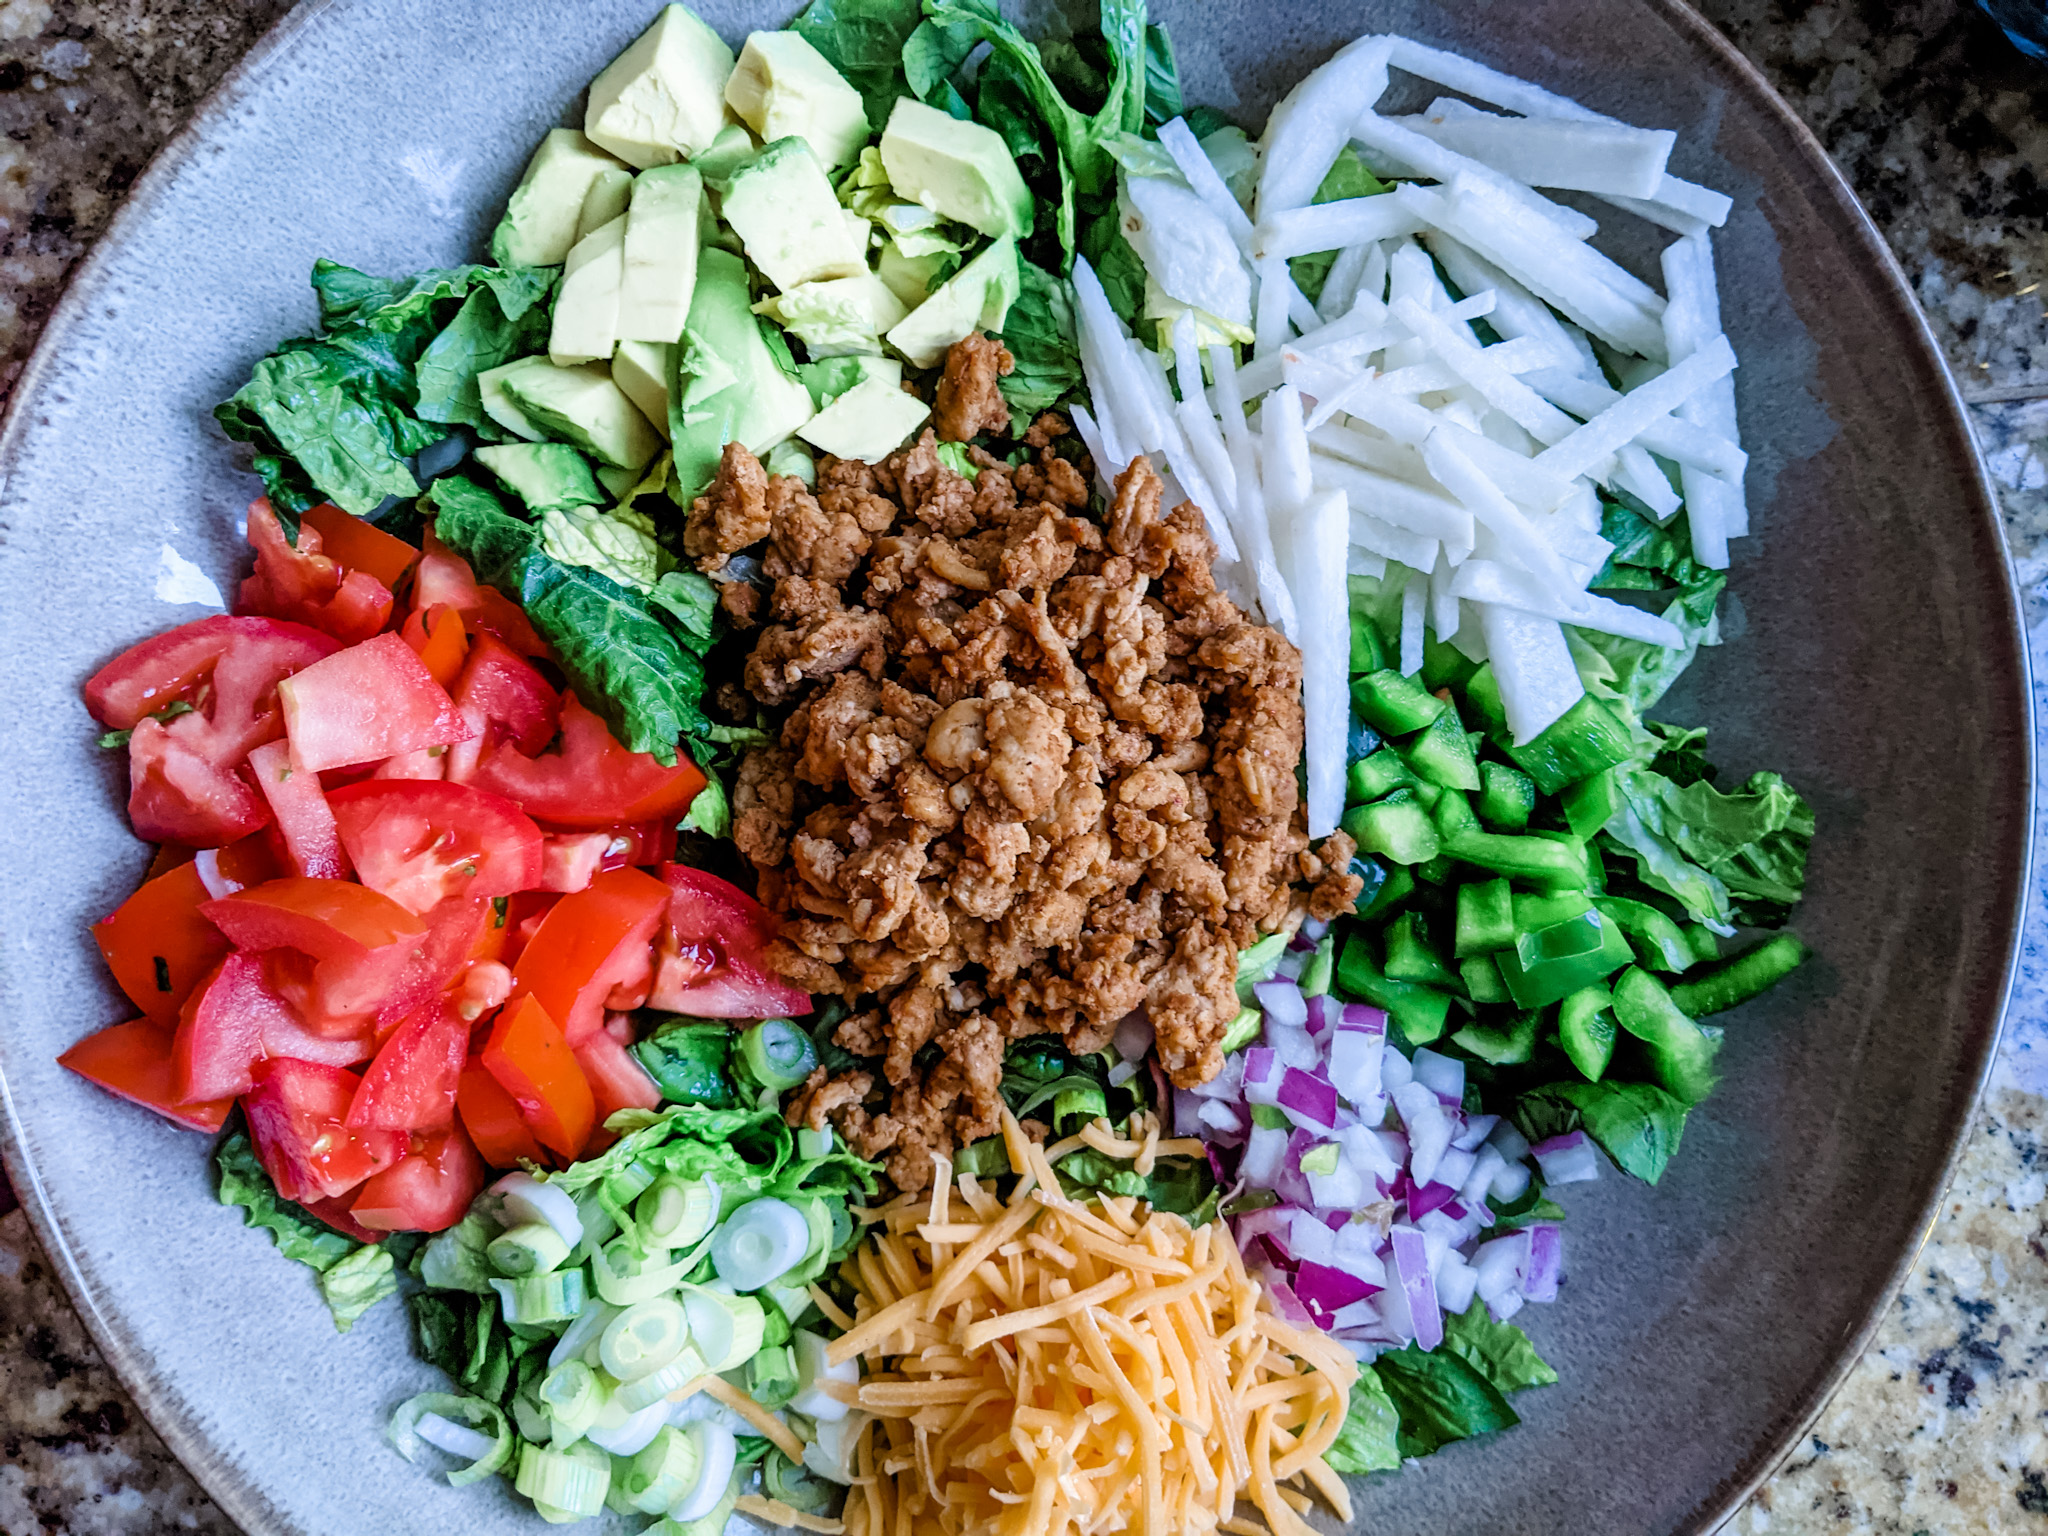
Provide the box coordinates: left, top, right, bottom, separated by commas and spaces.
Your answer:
691, 334, 1363, 1190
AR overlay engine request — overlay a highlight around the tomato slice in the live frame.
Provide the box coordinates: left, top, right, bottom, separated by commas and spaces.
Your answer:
648, 865, 813, 1019
299, 1195, 386, 1243
243, 1058, 405, 1203
146, 844, 197, 880
246, 739, 349, 879
471, 691, 706, 831
401, 603, 470, 690
511, 867, 669, 1047
58, 1019, 233, 1133
415, 531, 547, 656
574, 1027, 663, 1124
174, 952, 373, 1102
86, 615, 341, 845
278, 632, 475, 774
201, 876, 424, 958
345, 1003, 468, 1133
443, 634, 560, 784
349, 1125, 486, 1233
238, 496, 394, 646
207, 831, 282, 892
457, 1059, 550, 1169
326, 780, 543, 916
538, 832, 610, 894
481, 996, 595, 1160
92, 860, 232, 1026
301, 501, 419, 591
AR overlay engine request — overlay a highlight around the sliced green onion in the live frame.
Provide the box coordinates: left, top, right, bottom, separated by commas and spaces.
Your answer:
710, 1197, 809, 1292
637, 1175, 721, 1251
539, 1358, 605, 1441
621, 1424, 704, 1515
591, 1237, 698, 1307
387, 1393, 513, 1488
603, 1157, 660, 1210
516, 1440, 610, 1519
679, 1285, 767, 1374
794, 1125, 835, 1161
493, 1172, 584, 1250
611, 1345, 710, 1412
510, 1392, 551, 1445
600, 1297, 690, 1381
569, 1190, 620, 1266
492, 1268, 586, 1327
547, 1297, 621, 1371
739, 1018, 818, 1091
489, 1221, 572, 1278
764, 1447, 834, 1513
760, 1278, 819, 1330
670, 1421, 739, 1524
790, 1327, 858, 1423
583, 1395, 673, 1457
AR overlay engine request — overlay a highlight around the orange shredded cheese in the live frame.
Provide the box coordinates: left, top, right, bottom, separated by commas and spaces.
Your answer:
830, 1111, 1358, 1536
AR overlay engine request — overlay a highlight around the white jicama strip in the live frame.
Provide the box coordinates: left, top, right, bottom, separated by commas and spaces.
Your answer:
1350, 508, 1440, 571
1399, 571, 1427, 675
1450, 559, 1684, 646
1388, 295, 1578, 443
1525, 508, 1615, 583
1613, 442, 1681, 520
1429, 552, 1460, 642
1263, 383, 1316, 516
1475, 602, 1585, 742
1337, 377, 1441, 447
1425, 232, 1579, 370
1253, 255, 1295, 358
1178, 398, 1239, 516
1121, 174, 1253, 327
1252, 195, 1426, 262
1073, 258, 1171, 455
1598, 175, 1734, 232
1169, 309, 1209, 411
1318, 241, 1377, 322
1358, 240, 1392, 308
1067, 403, 1118, 496
1533, 333, 1737, 482
1158, 116, 1257, 246
1311, 450, 1475, 546
1310, 420, 1432, 484
1523, 367, 1746, 481
1293, 487, 1350, 838
1350, 546, 1389, 577
1210, 343, 1300, 639
1400, 100, 1674, 199
1383, 35, 1607, 124
1162, 438, 1241, 563
1349, 111, 1600, 241
1430, 421, 1577, 514
1662, 230, 1745, 556
1256, 35, 1396, 216
1421, 427, 1573, 590
1375, 360, 1469, 399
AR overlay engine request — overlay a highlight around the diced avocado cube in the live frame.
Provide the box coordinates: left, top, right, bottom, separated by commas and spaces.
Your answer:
473, 443, 606, 514
477, 356, 554, 441
798, 374, 931, 463
669, 247, 816, 501
797, 354, 903, 411
610, 340, 674, 441
584, 4, 736, 169
575, 165, 634, 244
722, 138, 869, 292
619, 164, 703, 345
490, 129, 627, 268
760, 273, 909, 358
595, 463, 639, 499
879, 97, 1034, 240
549, 214, 627, 366
724, 30, 869, 170
764, 439, 817, 485
886, 235, 1019, 368
875, 238, 957, 308
499, 360, 663, 472
691, 121, 761, 191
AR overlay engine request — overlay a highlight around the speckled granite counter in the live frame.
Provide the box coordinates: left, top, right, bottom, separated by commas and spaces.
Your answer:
0, 1, 2043, 1533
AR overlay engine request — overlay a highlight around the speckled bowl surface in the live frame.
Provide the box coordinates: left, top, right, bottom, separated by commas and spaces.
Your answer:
0, 1, 2025, 1532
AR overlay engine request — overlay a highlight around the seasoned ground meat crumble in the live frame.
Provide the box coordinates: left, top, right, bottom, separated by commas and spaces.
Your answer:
693, 333, 1363, 1190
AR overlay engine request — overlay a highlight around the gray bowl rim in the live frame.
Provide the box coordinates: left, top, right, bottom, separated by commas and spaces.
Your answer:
0, 0, 2028, 1532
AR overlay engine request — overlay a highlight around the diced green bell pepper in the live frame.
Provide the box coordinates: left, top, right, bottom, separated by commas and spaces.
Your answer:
1516, 909, 1606, 967
1451, 1009, 1541, 1066
1670, 934, 1810, 1017
1431, 789, 1480, 844
1459, 954, 1511, 1004
1413, 854, 1457, 885
1612, 966, 1721, 1104
1349, 749, 1417, 803
1443, 828, 1589, 888
1454, 879, 1515, 957
1496, 910, 1633, 1007
1561, 767, 1625, 839
1350, 669, 1447, 736
1401, 705, 1482, 791
1421, 634, 1480, 693
1351, 609, 1392, 674
1463, 663, 1509, 734
1344, 791, 1441, 865
1477, 761, 1536, 831
1683, 924, 1722, 965
1505, 694, 1636, 793
1512, 890, 1593, 931
1336, 937, 1452, 1045
1595, 896, 1695, 972
1384, 911, 1457, 987
1361, 865, 1414, 920
1558, 983, 1617, 1080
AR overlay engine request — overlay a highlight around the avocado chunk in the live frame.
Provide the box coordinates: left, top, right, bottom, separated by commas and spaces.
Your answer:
885, 235, 1019, 367
473, 443, 606, 513
490, 129, 628, 268
477, 356, 555, 441
691, 121, 760, 191
584, 4, 735, 169
797, 354, 903, 411
759, 273, 909, 358
619, 163, 703, 344
764, 439, 817, 485
576, 165, 635, 244
724, 31, 869, 170
611, 340, 674, 440
874, 238, 957, 308
499, 360, 663, 472
549, 214, 627, 366
879, 97, 1033, 240
798, 375, 931, 463
669, 247, 816, 500
721, 138, 869, 292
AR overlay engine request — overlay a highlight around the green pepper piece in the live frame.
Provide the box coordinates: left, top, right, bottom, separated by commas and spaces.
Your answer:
1683, 923, 1722, 965
1451, 1009, 1541, 1066
1361, 865, 1415, 920
1671, 934, 1810, 1017
1495, 911, 1634, 1007
1401, 705, 1482, 791
1454, 878, 1515, 957
1561, 767, 1625, 839
1350, 669, 1448, 736
1384, 912, 1458, 987
1504, 694, 1636, 793
1477, 761, 1536, 831
1459, 954, 1511, 1005
1349, 748, 1417, 804
1443, 828, 1589, 888
1516, 910, 1605, 967
1336, 937, 1452, 1045
1413, 854, 1458, 885
1594, 897, 1695, 972
1558, 983, 1617, 1080
1351, 608, 1392, 674
1512, 890, 1594, 931
1344, 791, 1442, 865
1612, 966, 1721, 1104
1421, 633, 1480, 693
1431, 788, 1480, 844
1463, 663, 1509, 734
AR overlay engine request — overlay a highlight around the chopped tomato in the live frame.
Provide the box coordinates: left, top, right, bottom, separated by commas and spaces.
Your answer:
91, 860, 231, 1026
481, 996, 594, 1160
498, 890, 560, 969
472, 691, 705, 831
443, 634, 559, 784
174, 953, 373, 1103
238, 497, 393, 646
300, 501, 419, 591
278, 632, 474, 773
243, 1058, 405, 1203
299, 1195, 385, 1243
349, 1125, 486, 1233
457, 1059, 549, 1168
648, 865, 812, 1019
145, 844, 197, 880
370, 894, 493, 1033
597, 820, 678, 871
208, 830, 283, 891
415, 531, 547, 656
327, 780, 543, 915
574, 1027, 662, 1122
538, 832, 610, 893
201, 876, 425, 958
345, 1003, 468, 1133
246, 739, 350, 880
370, 746, 448, 782
85, 615, 340, 845
510, 867, 669, 1046
58, 1019, 233, 1133
401, 603, 469, 690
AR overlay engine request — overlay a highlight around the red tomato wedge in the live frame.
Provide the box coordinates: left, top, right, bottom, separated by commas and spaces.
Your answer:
443, 634, 560, 784
648, 865, 812, 1019
174, 953, 373, 1103
574, 1028, 662, 1123
239, 497, 393, 646
482, 996, 595, 1160
201, 876, 425, 959
300, 501, 419, 591
327, 780, 543, 916
346, 1003, 468, 1133
277, 632, 474, 774
85, 615, 340, 845
91, 860, 231, 1026
510, 867, 669, 1046
401, 603, 470, 690
350, 1125, 486, 1233
243, 1058, 405, 1203
299, 1195, 386, 1244
472, 691, 705, 831
415, 532, 547, 656
247, 739, 349, 880
457, 1059, 550, 1168
59, 1019, 233, 1133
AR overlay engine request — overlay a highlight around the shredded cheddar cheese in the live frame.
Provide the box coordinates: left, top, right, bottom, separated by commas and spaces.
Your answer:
828, 1111, 1357, 1536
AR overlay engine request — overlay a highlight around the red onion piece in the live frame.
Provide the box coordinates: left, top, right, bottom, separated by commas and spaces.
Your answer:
1295, 1259, 1382, 1327
1383, 1225, 1443, 1351
1277, 1067, 1339, 1131
1255, 978, 1309, 1030
1242, 1047, 1280, 1105
1112, 1009, 1154, 1062
1410, 1046, 1465, 1106
1524, 1222, 1563, 1303
1531, 1130, 1602, 1186
1303, 993, 1344, 1040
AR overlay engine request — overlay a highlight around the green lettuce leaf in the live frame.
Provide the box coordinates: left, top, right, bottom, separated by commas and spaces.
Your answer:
999, 258, 1085, 418
1289, 147, 1391, 305
415, 268, 557, 431
319, 1243, 400, 1333
1439, 1302, 1558, 1395
1372, 1340, 1521, 1458
650, 569, 719, 644
216, 1130, 399, 1332
1324, 1369, 1403, 1474
1518, 1079, 1689, 1184
1141, 23, 1181, 127
538, 503, 667, 592
1605, 765, 1813, 928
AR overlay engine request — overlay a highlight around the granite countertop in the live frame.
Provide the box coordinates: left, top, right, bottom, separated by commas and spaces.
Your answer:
0, 1, 2043, 1532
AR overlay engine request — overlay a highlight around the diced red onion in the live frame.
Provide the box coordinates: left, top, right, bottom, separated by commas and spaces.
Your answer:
1450, 1113, 1499, 1152
1274, 1130, 1319, 1209
1472, 1231, 1530, 1301
1524, 1222, 1563, 1303
1393, 1081, 1453, 1186
1306, 1149, 1369, 1210
1408, 1180, 1460, 1221
1341, 1004, 1388, 1032
1107, 1059, 1139, 1087
1277, 1067, 1339, 1131
1329, 1222, 1387, 1283
1436, 1254, 1480, 1317
1488, 1289, 1527, 1323
1287, 928, 1321, 953
1112, 1010, 1154, 1062
1197, 1099, 1246, 1139
1486, 1119, 1532, 1164
1329, 1298, 1380, 1332
1233, 1205, 1294, 1258
1241, 1124, 1289, 1188
1300, 916, 1331, 943
1303, 993, 1344, 1040
1531, 1130, 1602, 1186
1382, 1225, 1443, 1351
1174, 1087, 1205, 1137
1242, 1047, 1280, 1105
1338, 1122, 1398, 1183
1410, 1047, 1465, 1106
1274, 948, 1309, 981
1192, 1053, 1245, 1101
1262, 1274, 1318, 1330
1327, 1024, 1386, 1109
1255, 979, 1309, 1030
1266, 1021, 1321, 1070
1433, 1144, 1477, 1192
1294, 1260, 1381, 1326
1488, 1158, 1532, 1205
1460, 1145, 1507, 1207
1379, 1047, 1414, 1093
